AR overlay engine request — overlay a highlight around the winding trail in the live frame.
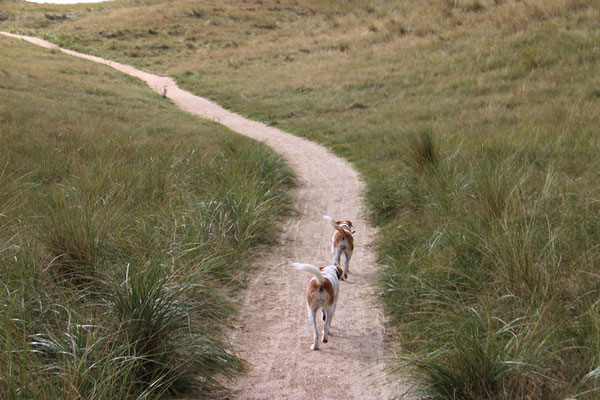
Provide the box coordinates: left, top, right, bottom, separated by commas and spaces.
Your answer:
2, 32, 395, 399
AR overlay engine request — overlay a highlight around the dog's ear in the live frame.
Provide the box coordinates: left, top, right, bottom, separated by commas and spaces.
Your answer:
347, 220, 356, 233
336, 220, 342, 225
335, 266, 344, 280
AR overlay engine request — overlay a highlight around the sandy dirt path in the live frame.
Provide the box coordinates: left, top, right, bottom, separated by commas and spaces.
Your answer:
2, 32, 396, 399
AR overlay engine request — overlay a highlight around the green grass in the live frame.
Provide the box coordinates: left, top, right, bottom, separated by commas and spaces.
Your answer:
2, 0, 600, 397
0, 37, 293, 398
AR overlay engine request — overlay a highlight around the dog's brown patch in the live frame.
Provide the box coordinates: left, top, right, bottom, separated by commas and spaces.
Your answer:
333, 228, 354, 251
306, 277, 335, 309
322, 279, 335, 306
333, 231, 343, 248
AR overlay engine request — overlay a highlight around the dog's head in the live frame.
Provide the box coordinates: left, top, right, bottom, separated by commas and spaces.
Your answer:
334, 265, 344, 280
319, 265, 344, 281
338, 220, 355, 234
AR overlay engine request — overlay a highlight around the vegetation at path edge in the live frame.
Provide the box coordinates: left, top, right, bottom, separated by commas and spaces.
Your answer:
1, 0, 600, 397
0, 37, 293, 398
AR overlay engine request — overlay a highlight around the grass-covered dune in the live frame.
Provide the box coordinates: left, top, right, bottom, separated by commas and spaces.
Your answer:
0, 37, 293, 399
2, 0, 600, 397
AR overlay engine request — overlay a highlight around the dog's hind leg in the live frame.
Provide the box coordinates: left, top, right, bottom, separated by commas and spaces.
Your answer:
343, 250, 352, 279
333, 247, 345, 280
322, 307, 332, 343
332, 244, 341, 267
308, 305, 319, 350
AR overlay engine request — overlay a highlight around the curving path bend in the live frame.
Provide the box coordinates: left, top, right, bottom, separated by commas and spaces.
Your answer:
2, 31, 396, 399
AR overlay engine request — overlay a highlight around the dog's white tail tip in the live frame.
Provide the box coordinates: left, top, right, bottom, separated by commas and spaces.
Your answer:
293, 262, 324, 283
293, 262, 315, 270
324, 215, 340, 230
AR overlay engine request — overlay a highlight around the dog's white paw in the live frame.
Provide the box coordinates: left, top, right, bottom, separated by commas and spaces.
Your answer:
310, 344, 319, 350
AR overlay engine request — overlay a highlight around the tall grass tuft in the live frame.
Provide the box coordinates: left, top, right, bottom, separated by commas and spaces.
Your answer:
395, 288, 547, 399
108, 262, 243, 396
37, 186, 117, 286
407, 128, 439, 173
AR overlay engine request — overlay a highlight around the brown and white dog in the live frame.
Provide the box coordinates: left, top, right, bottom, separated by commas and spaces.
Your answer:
324, 216, 355, 280
293, 262, 344, 350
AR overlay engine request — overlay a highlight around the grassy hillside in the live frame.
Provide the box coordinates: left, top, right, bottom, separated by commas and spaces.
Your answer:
2, 0, 600, 397
0, 36, 293, 398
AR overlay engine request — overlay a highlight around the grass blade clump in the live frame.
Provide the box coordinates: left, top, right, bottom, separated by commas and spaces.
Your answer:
407, 127, 439, 173
395, 289, 547, 399
108, 262, 243, 396
37, 187, 115, 286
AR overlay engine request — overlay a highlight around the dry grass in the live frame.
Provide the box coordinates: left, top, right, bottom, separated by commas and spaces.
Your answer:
1, 0, 600, 397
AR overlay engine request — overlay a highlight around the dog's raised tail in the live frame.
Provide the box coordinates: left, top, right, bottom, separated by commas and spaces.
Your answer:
293, 262, 324, 284
323, 215, 343, 233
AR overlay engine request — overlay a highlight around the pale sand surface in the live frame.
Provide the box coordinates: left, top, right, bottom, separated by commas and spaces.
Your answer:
2, 32, 401, 399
